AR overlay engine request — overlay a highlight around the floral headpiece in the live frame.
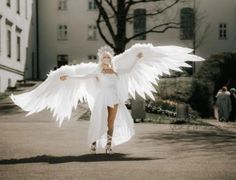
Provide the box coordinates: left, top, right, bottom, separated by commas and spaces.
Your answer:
97, 45, 114, 60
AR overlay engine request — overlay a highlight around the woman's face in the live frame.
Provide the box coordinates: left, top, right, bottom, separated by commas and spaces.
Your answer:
101, 52, 112, 64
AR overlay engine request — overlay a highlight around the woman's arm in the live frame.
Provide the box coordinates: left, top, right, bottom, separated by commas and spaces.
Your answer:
115, 52, 143, 74
60, 72, 98, 81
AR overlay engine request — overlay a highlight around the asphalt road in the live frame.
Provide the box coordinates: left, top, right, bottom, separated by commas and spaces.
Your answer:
0, 102, 236, 180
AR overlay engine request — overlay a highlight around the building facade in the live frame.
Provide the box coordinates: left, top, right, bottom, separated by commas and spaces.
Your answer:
36, 0, 236, 79
0, 0, 34, 92
1, 0, 236, 90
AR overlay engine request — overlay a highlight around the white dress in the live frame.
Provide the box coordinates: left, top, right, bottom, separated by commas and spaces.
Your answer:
10, 43, 204, 149
87, 72, 135, 148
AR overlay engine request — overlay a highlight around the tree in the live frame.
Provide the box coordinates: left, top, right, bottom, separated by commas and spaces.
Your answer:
189, 52, 236, 117
179, 0, 211, 55
177, 0, 210, 74
94, 0, 181, 54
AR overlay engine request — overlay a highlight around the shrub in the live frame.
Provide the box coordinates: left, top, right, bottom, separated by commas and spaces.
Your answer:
189, 52, 236, 117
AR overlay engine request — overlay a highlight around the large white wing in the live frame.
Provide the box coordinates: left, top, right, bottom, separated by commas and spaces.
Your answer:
112, 43, 204, 101
10, 62, 99, 126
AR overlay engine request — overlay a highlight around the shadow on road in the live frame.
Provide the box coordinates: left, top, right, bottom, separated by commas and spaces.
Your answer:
140, 128, 236, 158
0, 153, 161, 164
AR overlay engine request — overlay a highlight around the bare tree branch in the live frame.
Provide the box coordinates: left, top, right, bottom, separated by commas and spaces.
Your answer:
126, 0, 180, 21
126, 22, 180, 42
98, 15, 116, 23
95, 0, 116, 40
95, 0, 182, 53
104, 0, 117, 14
180, 1, 211, 54
125, 0, 163, 6
195, 22, 211, 49
96, 9, 115, 48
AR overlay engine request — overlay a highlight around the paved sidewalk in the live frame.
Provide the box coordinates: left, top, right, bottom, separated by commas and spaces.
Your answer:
201, 119, 236, 133
0, 95, 236, 180
0, 99, 236, 180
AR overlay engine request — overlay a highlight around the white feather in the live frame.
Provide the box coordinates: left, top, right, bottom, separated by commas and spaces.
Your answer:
10, 43, 205, 126
113, 43, 204, 101
10, 63, 98, 126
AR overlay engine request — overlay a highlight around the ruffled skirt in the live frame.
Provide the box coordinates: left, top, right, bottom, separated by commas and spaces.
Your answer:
87, 87, 135, 148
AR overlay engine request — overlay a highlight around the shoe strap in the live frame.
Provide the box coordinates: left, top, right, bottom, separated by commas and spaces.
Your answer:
107, 135, 112, 143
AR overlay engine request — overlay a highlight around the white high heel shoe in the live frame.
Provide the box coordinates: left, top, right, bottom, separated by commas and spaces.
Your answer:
105, 134, 113, 154
90, 142, 96, 154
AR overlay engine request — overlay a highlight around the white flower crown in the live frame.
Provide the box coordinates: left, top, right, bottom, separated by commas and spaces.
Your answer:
97, 45, 114, 59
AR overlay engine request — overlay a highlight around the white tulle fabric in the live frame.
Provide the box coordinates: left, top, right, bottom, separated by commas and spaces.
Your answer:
10, 43, 204, 148
87, 73, 134, 148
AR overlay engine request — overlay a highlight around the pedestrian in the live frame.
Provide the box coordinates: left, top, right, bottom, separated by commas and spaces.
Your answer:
229, 88, 236, 121
214, 87, 230, 120
216, 86, 232, 122
216, 87, 230, 97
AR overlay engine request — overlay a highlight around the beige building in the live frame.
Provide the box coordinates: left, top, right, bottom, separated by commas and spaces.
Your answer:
0, 0, 35, 92
36, 0, 236, 79
1, 0, 236, 84
37, 0, 102, 79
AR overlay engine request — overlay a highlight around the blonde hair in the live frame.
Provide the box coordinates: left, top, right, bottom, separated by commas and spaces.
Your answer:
97, 45, 114, 64
98, 52, 113, 72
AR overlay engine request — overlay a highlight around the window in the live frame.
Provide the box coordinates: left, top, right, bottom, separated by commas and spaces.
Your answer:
219, 23, 227, 40
88, 0, 97, 10
58, 0, 67, 11
133, 9, 146, 40
5, 19, 12, 58
7, 30, 11, 58
6, 0, 11, 7
57, 25, 68, 40
17, 36, 21, 61
88, 55, 97, 60
17, 0, 20, 14
180, 8, 195, 40
88, 25, 97, 40
57, 55, 68, 68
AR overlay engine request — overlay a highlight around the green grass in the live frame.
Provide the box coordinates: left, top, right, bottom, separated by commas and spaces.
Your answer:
144, 112, 211, 126
0, 92, 10, 101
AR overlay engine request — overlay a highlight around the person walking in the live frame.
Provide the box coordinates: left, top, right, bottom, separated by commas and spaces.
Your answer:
229, 88, 236, 121
216, 86, 232, 122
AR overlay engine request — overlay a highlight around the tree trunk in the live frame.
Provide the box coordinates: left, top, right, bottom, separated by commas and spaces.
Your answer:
95, 0, 181, 54
114, 0, 127, 54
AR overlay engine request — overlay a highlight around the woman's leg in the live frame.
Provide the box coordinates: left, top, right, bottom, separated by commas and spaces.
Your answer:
91, 104, 118, 153
107, 104, 118, 137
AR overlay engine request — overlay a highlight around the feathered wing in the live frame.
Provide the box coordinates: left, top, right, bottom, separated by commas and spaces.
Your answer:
10, 62, 99, 126
112, 43, 204, 101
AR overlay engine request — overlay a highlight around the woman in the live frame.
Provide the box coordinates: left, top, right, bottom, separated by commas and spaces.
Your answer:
10, 43, 204, 154
59, 49, 143, 154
